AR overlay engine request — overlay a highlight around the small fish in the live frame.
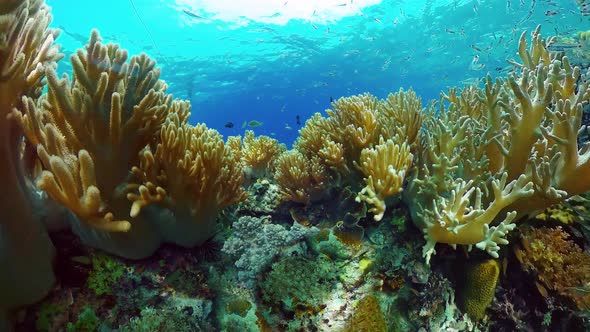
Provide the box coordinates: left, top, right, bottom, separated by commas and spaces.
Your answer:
470, 44, 482, 52
330, 96, 334, 102
311, 23, 318, 30
336, 3, 348, 6
224, 122, 234, 128
285, 124, 292, 130
248, 120, 263, 127
241, 121, 247, 129
296, 115, 301, 125
182, 9, 205, 19
393, 18, 399, 25
547, 42, 582, 51
473, 4, 478, 14
373, 18, 382, 24
445, 28, 455, 34
545, 10, 558, 16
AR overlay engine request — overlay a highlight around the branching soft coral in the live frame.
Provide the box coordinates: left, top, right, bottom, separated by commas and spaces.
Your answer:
241, 130, 286, 180
355, 136, 413, 221
0, 0, 62, 326
405, 25, 590, 262
14, 29, 178, 234
13, 29, 245, 258
276, 89, 423, 219
126, 113, 247, 247
274, 150, 328, 204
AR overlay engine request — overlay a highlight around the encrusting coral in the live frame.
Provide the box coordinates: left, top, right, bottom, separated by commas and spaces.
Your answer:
515, 227, 590, 310
0, 0, 62, 327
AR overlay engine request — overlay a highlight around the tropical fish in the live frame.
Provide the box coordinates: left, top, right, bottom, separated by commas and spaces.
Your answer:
547, 42, 582, 51
248, 120, 263, 127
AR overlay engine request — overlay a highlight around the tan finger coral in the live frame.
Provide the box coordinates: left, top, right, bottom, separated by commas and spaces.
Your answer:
127, 113, 247, 246
241, 130, 286, 179
0, 0, 62, 325
12, 29, 187, 258
274, 150, 328, 204
355, 137, 413, 221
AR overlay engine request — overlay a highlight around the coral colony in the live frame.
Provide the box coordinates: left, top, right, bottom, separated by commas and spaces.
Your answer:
1, 0, 590, 330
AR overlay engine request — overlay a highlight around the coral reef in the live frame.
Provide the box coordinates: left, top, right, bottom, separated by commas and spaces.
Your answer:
4, 0, 590, 330
405, 26, 590, 261
222, 215, 317, 287
515, 227, 590, 310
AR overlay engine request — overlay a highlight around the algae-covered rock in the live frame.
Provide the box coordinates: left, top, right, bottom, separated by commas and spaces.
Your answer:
343, 293, 387, 332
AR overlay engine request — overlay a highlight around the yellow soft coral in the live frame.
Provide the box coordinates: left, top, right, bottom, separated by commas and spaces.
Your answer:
14, 30, 178, 233
241, 130, 286, 179
12, 29, 193, 258
274, 150, 328, 204
126, 113, 247, 246
0, 0, 62, 326
279, 89, 422, 213
355, 137, 413, 221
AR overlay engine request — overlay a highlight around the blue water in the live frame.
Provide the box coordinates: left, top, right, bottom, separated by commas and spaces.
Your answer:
46, 0, 589, 146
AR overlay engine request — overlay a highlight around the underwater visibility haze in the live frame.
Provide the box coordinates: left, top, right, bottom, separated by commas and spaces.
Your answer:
1, 0, 590, 331
46, 0, 590, 145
